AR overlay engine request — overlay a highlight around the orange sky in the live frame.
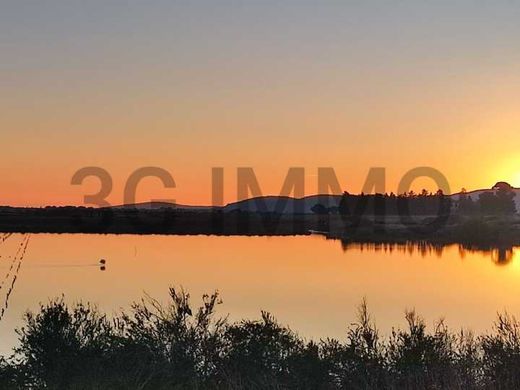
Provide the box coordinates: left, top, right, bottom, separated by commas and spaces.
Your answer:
1, 2, 520, 207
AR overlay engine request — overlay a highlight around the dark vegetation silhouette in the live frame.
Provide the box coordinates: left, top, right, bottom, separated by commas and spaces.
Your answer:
0, 185, 517, 244
327, 186, 516, 218
336, 189, 453, 217
1, 288, 520, 389
457, 185, 517, 216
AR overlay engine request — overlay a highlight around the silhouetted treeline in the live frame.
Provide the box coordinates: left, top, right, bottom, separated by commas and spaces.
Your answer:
2, 288, 520, 389
0, 188, 517, 241
335, 190, 453, 217
311, 188, 516, 217
458, 187, 517, 216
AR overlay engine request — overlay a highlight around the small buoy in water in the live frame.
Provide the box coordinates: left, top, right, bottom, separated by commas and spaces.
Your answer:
99, 259, 106, 265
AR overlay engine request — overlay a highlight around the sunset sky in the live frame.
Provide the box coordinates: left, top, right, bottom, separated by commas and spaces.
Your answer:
1, 1, 519, 207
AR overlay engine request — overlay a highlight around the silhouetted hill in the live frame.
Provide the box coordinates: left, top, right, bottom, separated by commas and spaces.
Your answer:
223, 195, 342, 214
112, 201, 219, 211
221, 184, 520, 214
113, 183, 520, 215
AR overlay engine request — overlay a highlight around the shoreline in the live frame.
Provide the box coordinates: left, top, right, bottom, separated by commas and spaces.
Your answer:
1, 208, 519, 248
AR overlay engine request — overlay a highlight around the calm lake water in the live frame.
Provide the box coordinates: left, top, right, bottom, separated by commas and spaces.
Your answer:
0, 233, 519, 355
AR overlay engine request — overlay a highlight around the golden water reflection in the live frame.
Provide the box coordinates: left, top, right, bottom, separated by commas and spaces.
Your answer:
339, 240, 517, 265
0, 234, 519, 355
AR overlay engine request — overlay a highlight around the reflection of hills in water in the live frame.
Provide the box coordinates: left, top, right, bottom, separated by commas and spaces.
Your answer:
338, 239, 517, 266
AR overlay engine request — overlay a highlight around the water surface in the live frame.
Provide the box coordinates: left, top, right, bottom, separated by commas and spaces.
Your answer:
0, 233, 519, 355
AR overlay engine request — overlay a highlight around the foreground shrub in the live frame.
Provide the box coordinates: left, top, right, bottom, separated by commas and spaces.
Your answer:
4, 289, 520, 389
322, 299, 386, 389
15, 298, 116, 388
481, 312, 520, 388
117, 287, 227, 388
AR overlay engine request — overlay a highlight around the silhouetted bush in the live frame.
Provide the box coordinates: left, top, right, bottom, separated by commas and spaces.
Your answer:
14, 298, 118, 388
3, 289, 520, 389
479, 189, 517, 216
481, 313, 520, 388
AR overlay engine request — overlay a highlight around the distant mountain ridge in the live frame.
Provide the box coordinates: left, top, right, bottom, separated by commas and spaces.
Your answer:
112, 202, 215, 211
116, 183, 520, 214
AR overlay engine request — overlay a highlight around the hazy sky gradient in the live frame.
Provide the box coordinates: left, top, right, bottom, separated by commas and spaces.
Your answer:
1, 1, 520, 206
